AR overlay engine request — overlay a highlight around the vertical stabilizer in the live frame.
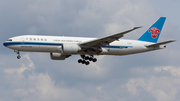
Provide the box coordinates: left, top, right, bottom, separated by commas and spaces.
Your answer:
138, 17, 166, 43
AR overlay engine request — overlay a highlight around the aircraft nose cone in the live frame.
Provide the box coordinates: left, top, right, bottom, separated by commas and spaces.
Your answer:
3, 42, 7, 47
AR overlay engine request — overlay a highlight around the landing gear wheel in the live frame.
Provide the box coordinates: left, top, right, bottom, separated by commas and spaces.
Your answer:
92, 58, 97, 62
85, 61, 90, 65
85, 56, 89, 60
78, 55, 97, 65
14, 50, 21, 59
81, 55, 85, 59
89, 57, 93, 61
78, 59, 82, 63
17, 55, 21, 59
82, 60, 86, 64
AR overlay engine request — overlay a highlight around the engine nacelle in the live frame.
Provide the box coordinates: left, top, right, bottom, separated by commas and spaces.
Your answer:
100, 48, 109, 54
50, 53, 67, 60
61, 43, 81, 55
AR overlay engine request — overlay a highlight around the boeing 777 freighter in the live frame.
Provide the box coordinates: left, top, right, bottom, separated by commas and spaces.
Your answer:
3, 17, 175, 65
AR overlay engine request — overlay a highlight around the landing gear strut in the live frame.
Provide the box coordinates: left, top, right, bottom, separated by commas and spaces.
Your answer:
14, 50, 21, 59
78, 55, 97, 65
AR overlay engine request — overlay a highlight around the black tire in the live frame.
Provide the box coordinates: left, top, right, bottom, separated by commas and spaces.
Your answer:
81, 55, 85, 59
85, 56, 89, 60
82, 60, 85, 64
93, 58, 97, 62
85, 61, 90, 65
17, 55, 21, 59
89, 57, 93, 61
78, 59, 82, 63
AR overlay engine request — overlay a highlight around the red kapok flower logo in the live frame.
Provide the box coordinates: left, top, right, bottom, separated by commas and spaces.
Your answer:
148, 27, 160, 38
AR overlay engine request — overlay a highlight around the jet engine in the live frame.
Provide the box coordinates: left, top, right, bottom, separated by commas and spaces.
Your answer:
61, 43, 81, 55
50, 53, 69, 60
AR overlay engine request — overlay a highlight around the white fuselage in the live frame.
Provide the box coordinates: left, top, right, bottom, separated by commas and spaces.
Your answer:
3, 35, 165, 56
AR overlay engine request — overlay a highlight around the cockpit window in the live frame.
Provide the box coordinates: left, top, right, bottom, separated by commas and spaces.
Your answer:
7, 39, 12, 41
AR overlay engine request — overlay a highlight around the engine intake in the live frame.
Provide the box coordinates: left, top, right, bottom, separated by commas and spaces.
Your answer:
50, 53, 69, 60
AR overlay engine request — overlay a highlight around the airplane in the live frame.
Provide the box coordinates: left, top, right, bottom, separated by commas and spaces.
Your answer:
3, 17, 175, 65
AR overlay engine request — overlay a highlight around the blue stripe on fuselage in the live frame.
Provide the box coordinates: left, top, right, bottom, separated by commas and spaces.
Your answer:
102, 45, 132, 49
3, 41, 133, 49
3, 41, 63, 47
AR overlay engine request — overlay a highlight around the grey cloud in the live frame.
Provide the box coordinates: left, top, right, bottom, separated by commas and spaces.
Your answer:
0, 0, 180, 101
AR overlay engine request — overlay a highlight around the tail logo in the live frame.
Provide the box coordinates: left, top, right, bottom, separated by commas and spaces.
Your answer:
148, 27, 160, 38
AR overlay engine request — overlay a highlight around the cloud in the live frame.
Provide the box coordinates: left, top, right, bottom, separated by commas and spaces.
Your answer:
13, 73, 84, 101
2, 54, 86, 101
125, 77, 176, 101
154, 66, 180, 78
125, 66, 180, 101
0, 0, 180, 101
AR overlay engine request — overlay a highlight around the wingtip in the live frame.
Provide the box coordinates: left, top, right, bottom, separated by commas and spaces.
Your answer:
133, 26, 143, 29
170, 40, 176, 42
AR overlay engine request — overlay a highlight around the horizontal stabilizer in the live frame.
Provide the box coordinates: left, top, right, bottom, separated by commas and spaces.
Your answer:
146, 40, 176, 47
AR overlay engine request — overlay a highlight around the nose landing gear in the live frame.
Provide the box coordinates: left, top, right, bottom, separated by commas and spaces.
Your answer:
78, 55, 97, 65
14, 50, 21, 59
17, 55, 21, 59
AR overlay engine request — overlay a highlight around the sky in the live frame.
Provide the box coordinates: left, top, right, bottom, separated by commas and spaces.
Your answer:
0, 0, 179, 101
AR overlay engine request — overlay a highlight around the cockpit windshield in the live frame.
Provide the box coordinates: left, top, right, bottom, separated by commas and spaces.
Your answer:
7, 39, 12, 41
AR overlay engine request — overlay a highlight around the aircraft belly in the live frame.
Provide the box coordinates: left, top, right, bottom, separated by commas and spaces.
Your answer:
8, 45, 60, 53
103, 46, 149, 55
108, 48, 134, 55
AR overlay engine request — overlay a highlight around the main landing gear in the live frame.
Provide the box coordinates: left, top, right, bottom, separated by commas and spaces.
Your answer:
78, 55, 97, 65
14, 50, 21, 59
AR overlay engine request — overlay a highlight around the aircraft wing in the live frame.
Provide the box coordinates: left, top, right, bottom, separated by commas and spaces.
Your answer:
146, 40, 176, 47
80, 26, 142, 48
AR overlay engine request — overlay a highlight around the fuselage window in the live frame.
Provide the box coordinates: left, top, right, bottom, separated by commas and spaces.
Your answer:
26, 38, 28, 40
45, 39, 47, 41
37, 38, 39, 41
30, 38, 32, 41
34, 38, 36, 41
41, 39, 43, 41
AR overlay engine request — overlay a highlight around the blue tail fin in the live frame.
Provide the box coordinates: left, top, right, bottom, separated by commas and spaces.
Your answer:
138, 17, 166, 43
